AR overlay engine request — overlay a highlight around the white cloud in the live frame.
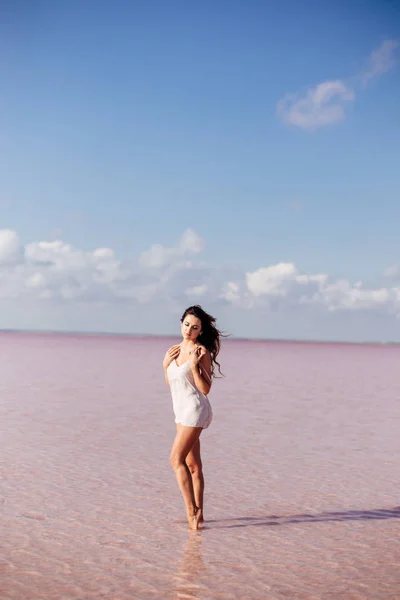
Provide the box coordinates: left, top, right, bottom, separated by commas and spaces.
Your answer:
278, 39, 398, 130
25, 240, 85, 269
362, 39, 399, 86
1, 228, 400, 339
0, 229, 208, 308
383, 264, 400, 279
219, 281, 241, 305
139, 228, 203, 269
139, 244, 173, 269
0, 229, 22, 264
277, 81, 355, 129
180, 229, 204, 254
247, 262, 299, 296
185, 284, 208, 297
313, 279, 394, 312
93, 247, 115, 260
26, 273, 47, 289
239, 261, 399, 315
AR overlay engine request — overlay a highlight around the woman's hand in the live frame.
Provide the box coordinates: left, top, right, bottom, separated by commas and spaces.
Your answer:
163, 345, 181, 370
189, 346, 211, 394
189, 345, 206, 369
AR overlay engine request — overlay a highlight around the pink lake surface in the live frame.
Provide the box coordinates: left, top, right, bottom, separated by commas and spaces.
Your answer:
1, 333, 400, 599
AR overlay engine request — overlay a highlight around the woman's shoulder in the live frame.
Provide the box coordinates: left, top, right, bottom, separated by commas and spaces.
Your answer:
199, 346, 212, 363
198, 344, 210, 355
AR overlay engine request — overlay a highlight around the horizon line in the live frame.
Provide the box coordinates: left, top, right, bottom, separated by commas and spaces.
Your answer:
0, 328, 399, 347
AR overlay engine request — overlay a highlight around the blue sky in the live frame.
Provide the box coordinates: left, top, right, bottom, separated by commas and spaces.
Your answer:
1, 1, 400, 341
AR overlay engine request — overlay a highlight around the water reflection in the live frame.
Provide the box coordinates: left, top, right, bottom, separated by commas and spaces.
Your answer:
173, 531, 206, 598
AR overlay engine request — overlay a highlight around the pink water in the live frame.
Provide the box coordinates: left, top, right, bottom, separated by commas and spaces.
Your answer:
1, 333, 400, 599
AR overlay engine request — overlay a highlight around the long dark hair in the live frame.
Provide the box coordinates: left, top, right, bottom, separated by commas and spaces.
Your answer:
181, 305, 227, 378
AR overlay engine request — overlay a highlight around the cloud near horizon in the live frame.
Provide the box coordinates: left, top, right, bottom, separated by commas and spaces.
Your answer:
277, 39, 399, 130
0, 228, 399, 324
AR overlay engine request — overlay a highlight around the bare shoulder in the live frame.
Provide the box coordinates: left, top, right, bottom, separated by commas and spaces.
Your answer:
199, 346, 212, 367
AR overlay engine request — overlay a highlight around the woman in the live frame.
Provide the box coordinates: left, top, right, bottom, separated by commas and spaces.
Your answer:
163, 305, 223, 530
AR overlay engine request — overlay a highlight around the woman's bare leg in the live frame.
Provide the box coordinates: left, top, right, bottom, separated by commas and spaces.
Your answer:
185, 439, 204, 522
170, 425, 203, 529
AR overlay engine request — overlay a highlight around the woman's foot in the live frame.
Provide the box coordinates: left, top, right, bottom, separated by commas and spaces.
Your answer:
188, 507, 203, 530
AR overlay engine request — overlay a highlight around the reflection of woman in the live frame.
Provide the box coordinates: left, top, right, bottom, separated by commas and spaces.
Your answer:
173, 533, 206, 598
163, 305, 224, 529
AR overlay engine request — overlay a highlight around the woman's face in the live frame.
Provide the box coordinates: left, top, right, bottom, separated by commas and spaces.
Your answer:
181, 314, 202, 343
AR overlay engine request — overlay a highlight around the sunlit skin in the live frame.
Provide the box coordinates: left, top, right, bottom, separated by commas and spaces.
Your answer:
163, 314, 212, 529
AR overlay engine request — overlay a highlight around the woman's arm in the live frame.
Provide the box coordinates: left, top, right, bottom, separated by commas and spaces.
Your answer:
162, 345, 180, 387
190, 347, 212, 395
164, 367, 170, 386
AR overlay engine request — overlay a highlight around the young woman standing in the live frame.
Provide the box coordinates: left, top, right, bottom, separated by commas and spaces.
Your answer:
163, 305, 223, 529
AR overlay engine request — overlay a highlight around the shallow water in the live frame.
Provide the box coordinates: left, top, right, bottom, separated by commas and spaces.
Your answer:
1, 333, 399, 599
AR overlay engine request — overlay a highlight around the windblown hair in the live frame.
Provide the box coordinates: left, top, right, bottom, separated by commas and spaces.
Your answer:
181, 305, 227, 378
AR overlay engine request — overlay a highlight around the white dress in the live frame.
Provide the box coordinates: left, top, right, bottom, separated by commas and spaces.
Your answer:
167, 359, 213, 429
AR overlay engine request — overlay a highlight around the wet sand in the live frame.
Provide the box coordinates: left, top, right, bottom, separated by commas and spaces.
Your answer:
1, 333, 400, 599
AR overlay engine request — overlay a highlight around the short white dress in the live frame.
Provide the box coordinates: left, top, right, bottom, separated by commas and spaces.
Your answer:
167, 359, 213, 429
